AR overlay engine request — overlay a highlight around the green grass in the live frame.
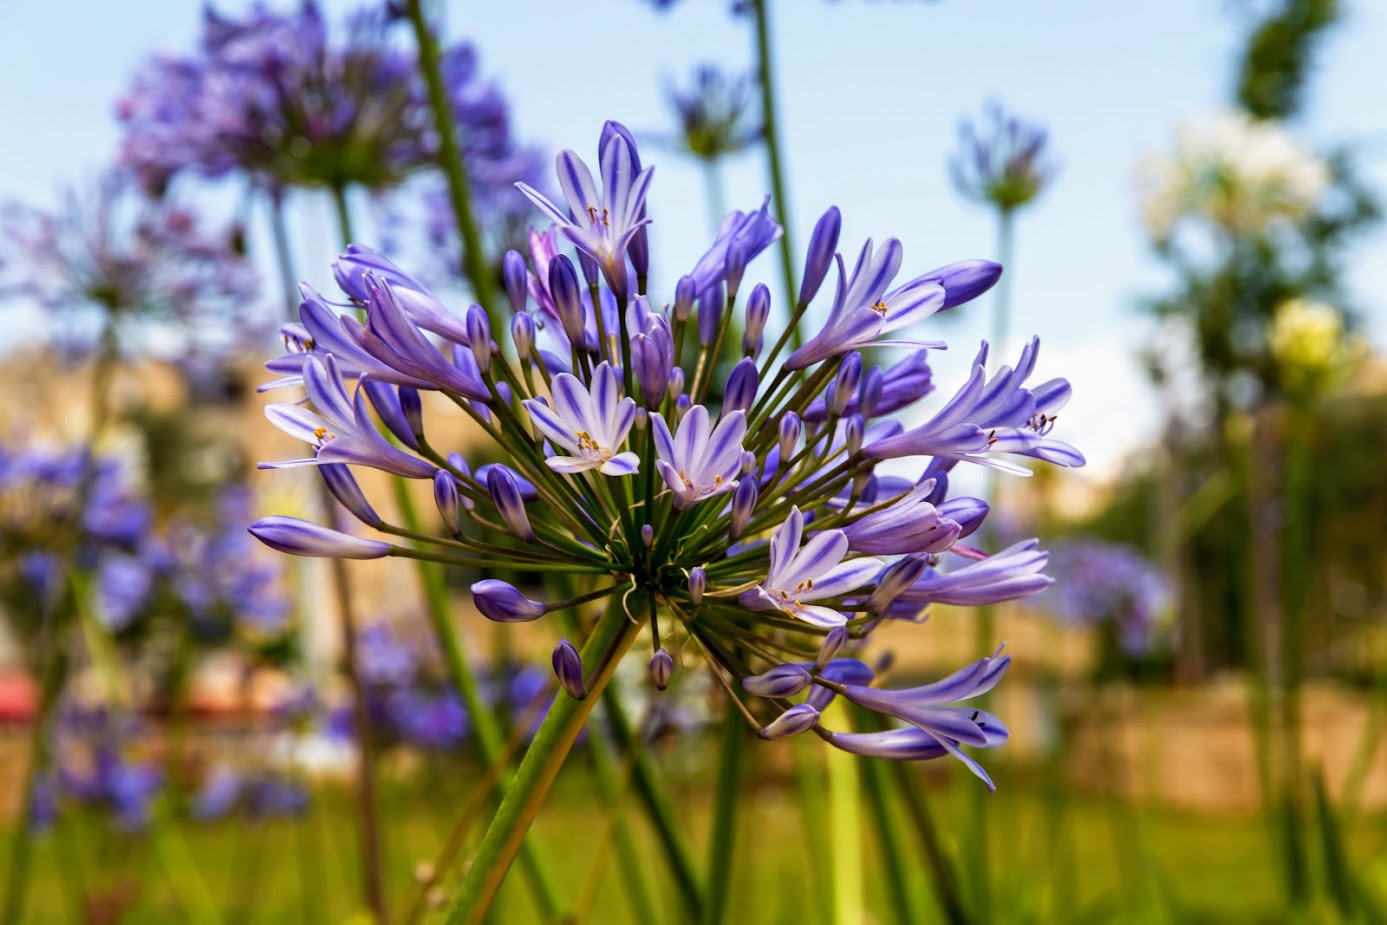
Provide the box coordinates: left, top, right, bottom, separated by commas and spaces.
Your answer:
6, 749, 1386, 924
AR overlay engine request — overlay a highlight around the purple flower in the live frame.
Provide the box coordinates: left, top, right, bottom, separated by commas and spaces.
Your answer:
517, 129, 654, 301
834, 648, 1011, 790
866, 338, 1084, 474
841, 481, 966, 556
472, 580, 545, 623
651, 406, 746, 510
888, 541, 1052, 615
739, 507, 883, 628
952, 101, 1057, 214
522, 362, 639, 476
664, 64, 761, 163
687, 198, 782, 297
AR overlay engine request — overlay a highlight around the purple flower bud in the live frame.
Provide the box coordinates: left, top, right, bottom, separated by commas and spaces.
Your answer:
250, 516, 390, 559
844, 414, 865, 456
929, 260, 1003, 311
730, 478, 757, 538
867, 555, 929, 612
434, 471, 462, 535
635, 407, 649, 430
667, 367, 685, 402
502, 250, 528, 314
688, 567, 706, 605
552, 639, 586, 699
740, 450, 757, 474
816, 627, 850, 669
697, 282, 723, 346
511, 312, 535, 361
398, 386, 423, 437
760, 703, 820, 740
674, 393, 691, 422
724, 358, 758, 413
650, 648, 673, 690
778, 412, 801, 462
320, 464, 380, 527
800, 207, 842, 306
447, 452, 471, 479
575, 249, 601, 290
641, 524, 654, 548
466, 304, 491, 374
362, 381, 420, 450
743, 284, 771, 357
724, 239, 747, 299
471, 579, 545, 623
548, 255, 586, 345
939, 496, 988, 539
742, 664, 812, 698
859, 368, 884, 419
806, 659, 875, 711
673, 275, 696, 321
487, 466, 534, 542
829, 354, 863, 416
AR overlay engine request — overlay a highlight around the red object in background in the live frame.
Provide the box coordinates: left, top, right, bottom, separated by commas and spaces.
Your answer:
0, 672, 37, 722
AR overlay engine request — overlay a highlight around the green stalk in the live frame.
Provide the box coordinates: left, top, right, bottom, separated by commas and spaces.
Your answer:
702, 716, 747, 925
395, 478, 564, 920
603, 686, 706, 920
791, 741, 835, 925
268, 190, 299, 321
0, 643, 66, 925
826, 733, 862, 925
702, 159, 728, 238
443, 599, 643, 925
891, 761, 972, 925
750, 0, 799, 343
852, 711, 923, 925
402, 0, 500, 327
584, 730, 661, 925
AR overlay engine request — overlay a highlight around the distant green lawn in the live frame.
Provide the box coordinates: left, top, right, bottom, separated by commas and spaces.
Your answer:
7, 749, 1386, 924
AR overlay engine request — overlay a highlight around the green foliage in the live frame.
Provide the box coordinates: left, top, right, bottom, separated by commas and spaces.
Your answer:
1235, 0, 1340, 120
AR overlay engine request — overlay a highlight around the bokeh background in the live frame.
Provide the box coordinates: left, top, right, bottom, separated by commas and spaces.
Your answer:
0, 0, 1384, 922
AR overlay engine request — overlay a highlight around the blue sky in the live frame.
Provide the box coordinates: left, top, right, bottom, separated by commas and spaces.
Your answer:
1, 0, 1384, 477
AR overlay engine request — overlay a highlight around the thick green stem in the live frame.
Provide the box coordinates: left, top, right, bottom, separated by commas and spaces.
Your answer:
585, 731, 661, 925
702, 717, 747, 925
852, 712, 923, 925
891, 761, 973, 925
791, 741, 835, 924
751, 0, 799, 344
443, 600, 643, 925
402, 0, 500, 328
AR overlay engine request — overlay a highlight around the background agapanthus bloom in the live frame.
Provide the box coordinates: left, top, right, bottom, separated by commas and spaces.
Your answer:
0, 171, 261, 361
251, 121, 1082, 798
117, 2, 523, 195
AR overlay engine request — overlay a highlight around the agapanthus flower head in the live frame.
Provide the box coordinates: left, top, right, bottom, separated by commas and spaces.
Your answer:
0, 172, 260, 361
252, 122, 1083, 787
1043, 539, 1172, 657
1138, 109, 1330, 242
45, 701, 162, 832
1267, 297, 1364, 398
117, 2, 522, 194
662, 64, 761, 163
951, 101, 1058, 215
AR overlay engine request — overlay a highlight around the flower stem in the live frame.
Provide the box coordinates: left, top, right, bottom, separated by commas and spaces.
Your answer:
603, 685, 706, 921
851, 709, 925, 925
402, 0, 500, 328
0, 638, 66, 925
390, 479, 565, 921
702, 714, 747, 925
443, 598, 643, 925
751, 0, 799, 345
267, 190, 299, 321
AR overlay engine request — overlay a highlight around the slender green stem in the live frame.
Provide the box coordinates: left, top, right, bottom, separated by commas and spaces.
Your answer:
891, 760, 973, 925
268, 190, 299, 321
325, 180, 389, 924
0, 643, 66, 925
851, 710, 923, 925
443, 599, 643, 925
402, 0, 500, 327
390, 479, 566, 921
702, 716, 747, 925
751, 0, 800, 345
603, 685, 706, 921
702, 159, 728, 238
584, 728, 661, 925
791, 740, 835, 925
826, 734, 862, 925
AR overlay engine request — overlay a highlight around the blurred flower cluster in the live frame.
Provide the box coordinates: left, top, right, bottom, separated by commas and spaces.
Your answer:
1139, 109, 1330, 242
1043, 539, 1173, 657
951, 101, 1057, 215
116, 3, 524, 196
1267, 297, 1365, 399
0, 173, 260, 361
31, 702, 162, 833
